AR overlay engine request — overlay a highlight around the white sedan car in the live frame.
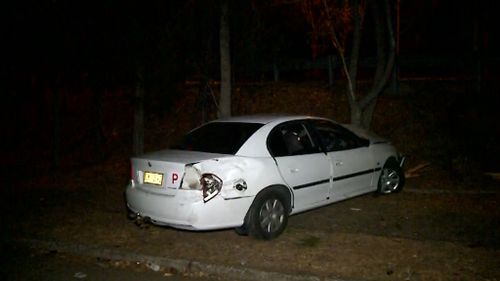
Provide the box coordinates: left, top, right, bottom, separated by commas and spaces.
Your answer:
126, 115, 405, 239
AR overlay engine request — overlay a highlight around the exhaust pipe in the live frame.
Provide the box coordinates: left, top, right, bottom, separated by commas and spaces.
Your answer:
130, 213, 151, 229
128, 212, 139, 220
134, 214, 151, 229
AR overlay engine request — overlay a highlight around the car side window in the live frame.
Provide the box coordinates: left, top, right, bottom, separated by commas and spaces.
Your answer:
311, 120, 364, 152
268, 122, 320, 157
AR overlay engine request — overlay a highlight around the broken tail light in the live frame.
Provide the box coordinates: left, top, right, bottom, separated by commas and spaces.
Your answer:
200, 174, 222, 202
180, 165, 222, 202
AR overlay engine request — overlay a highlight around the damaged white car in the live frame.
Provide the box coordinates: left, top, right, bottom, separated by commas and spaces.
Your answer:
126, 115, 405, 239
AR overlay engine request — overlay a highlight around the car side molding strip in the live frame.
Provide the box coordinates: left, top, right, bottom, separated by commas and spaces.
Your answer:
293, 179, 330, 190
292, 167, 382, 190
332, 167, 382, 182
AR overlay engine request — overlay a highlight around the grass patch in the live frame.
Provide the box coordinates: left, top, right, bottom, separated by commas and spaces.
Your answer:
297, 235, 321, 248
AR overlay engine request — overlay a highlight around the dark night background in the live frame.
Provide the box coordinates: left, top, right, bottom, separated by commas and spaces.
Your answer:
2, 0, 500, 179
2, 2, 500, 280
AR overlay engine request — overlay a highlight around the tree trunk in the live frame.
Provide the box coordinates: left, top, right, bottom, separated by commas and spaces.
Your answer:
391, 0, 401, 95
348, 0, 362, 95
90, 77, 106, 158
218, 0, 231, 118
317, 0, 395, 129
361, 98, 377, 128
357, 0, 396, 128
360, 0, 386, 129
51, 77, 61, 172
133, 69, 144, 156
327, 55, 335, 90
273, 60, 280, 82
350, 103, 362, 127
472, 6, 482, 96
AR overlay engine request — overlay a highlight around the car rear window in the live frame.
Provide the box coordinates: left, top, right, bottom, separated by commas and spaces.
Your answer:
173, 122, 263, 155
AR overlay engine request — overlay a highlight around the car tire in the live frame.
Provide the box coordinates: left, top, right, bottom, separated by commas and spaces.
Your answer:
248, 192, 288, 240
234, 225, 248, 235
234, 216, 249, 236
377, 159, 405, 194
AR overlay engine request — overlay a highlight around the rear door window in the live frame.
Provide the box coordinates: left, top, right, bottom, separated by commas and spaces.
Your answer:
268, 122, 321, 157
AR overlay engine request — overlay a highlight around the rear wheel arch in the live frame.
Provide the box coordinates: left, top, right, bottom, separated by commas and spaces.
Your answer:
234, 184, 292, 238
254, 185, 293, 212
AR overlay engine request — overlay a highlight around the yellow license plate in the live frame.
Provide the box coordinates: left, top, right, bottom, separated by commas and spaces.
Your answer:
144, 172, 164, 186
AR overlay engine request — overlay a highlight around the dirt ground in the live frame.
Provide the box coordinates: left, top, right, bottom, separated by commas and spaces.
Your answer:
3, 81, 500, 280
2, 153, 499, 281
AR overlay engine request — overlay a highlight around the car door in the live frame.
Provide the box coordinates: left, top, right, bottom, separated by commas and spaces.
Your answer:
268, 121, 331, 212
309, 120, 375, 199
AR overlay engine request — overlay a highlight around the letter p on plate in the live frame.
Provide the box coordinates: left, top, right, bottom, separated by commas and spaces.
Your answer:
172, 173, 179, 184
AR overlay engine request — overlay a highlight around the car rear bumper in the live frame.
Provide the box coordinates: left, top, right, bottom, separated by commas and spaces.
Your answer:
125, 183, 253, 230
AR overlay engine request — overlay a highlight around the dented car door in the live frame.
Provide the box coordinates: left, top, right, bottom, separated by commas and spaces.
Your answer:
268, 121, 331, 211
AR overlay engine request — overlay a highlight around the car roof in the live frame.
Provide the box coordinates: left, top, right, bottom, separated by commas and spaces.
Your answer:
213, 114, 323, 125
209, 114, 331, 157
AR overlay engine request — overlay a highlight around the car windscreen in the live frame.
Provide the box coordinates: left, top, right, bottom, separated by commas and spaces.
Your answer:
172, 122, 263, 155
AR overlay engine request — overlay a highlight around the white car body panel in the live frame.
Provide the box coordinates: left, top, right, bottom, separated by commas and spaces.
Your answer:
328, 146, 376, 199
125, 115, 402, 232
275, 153, 331, 212
127, 153, 287, 230
126, 187, 255, 230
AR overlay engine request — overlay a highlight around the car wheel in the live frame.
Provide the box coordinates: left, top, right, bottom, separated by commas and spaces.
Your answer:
234, 217, 249, 236
248, 192, 288, 240
377, 159, 405, 194
234, 225, 248, 235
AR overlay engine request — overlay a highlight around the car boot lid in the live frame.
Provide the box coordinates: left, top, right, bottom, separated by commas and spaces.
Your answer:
131, 150, 231, 191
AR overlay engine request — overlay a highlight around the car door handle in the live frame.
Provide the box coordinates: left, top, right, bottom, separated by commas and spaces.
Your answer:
335, 161, 343, 166
290, 168, 299, 173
